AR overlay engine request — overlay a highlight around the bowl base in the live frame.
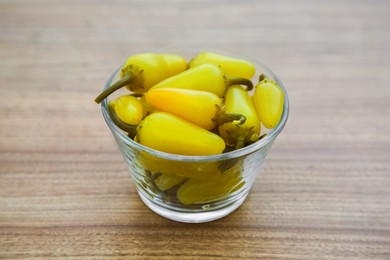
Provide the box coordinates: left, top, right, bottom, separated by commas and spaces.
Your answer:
137, 190, 248, 223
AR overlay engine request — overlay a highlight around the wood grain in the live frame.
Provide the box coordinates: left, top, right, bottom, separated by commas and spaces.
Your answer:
1, 0, 389, 259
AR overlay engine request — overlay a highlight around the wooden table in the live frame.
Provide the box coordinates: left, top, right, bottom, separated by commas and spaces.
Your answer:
1, 0, 389, 259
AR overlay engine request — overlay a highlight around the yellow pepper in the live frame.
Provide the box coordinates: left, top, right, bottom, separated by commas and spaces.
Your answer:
177, 162, 243, 205
108, 101, 137, 138
189, 52, 256, 79
113, 95, 144, 125
135, 112, 225, 156
138, 152, 221, 180
146, 88, 245, 130
148, 64, 253, 98
252, 75, 284, 129
136, 94, 157, 117
95, 53, 187, 103
154, 173, 187, 191
219, 85, 261, 149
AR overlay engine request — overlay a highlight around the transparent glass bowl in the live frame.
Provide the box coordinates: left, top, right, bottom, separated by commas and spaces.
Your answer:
100, 49, 289, 223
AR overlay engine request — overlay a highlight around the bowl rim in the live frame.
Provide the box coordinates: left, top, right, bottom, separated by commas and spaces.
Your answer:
100, 50, 289, 162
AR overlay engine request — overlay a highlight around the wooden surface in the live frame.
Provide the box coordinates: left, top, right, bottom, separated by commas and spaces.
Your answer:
1, 0, 389, 259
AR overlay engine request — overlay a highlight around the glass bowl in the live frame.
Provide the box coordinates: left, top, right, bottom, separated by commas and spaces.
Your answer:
100, 48, 289, 223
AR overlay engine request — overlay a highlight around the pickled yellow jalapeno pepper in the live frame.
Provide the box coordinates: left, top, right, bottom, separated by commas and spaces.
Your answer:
148, 64, 253, 98
139, 94, 157, 117
113, 95, 144, 125
177, 163, 243, 205
138, 152, 221, 180
146, 88, 245, 130
154, 173, 187, 191
189, 52, 256, 79
135, 112, 226, 156
218, 85, 261, 149
95, 53, 187, 103
252, 75, 284, 129
107, 101, 137, 138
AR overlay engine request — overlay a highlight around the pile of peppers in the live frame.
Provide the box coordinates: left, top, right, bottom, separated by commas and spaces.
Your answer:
95, 52, 284, 205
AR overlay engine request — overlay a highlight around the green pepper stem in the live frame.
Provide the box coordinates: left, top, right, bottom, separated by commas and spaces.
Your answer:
216, 112, 246, 126
259, 74, 266, 82
235, 135, 246, 150
108, 103, 137, 137
129, 93, 144, 98
229, 126, 256, 150
95, 73, 134, 104
227, 77, 253, 91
